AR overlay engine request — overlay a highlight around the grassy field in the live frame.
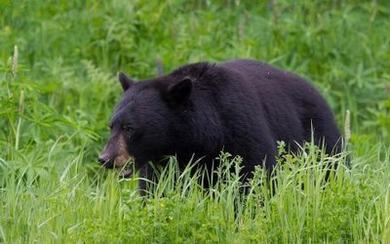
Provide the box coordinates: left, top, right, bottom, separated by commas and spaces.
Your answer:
1, 0, 389, 242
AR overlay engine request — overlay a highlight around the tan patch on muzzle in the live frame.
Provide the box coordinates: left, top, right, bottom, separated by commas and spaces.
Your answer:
114, 133, 134, 168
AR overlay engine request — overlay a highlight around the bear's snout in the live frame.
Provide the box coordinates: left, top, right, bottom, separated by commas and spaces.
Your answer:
98, 133, 133, 169
98, 153, 114, 169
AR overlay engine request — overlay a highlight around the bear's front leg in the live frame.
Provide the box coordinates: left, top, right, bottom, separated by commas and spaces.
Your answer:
138, 163, 153, 197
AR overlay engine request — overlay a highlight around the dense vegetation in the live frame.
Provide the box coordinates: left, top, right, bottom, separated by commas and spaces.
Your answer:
1, 1, 389, 242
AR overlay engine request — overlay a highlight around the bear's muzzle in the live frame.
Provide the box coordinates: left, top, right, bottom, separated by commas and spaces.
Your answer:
98, 133, 134, 175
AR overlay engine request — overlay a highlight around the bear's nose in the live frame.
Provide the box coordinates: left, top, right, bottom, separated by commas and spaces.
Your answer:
98, 156, 114, 169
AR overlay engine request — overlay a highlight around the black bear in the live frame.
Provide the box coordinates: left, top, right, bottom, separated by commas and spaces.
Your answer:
98, 59, 342, 194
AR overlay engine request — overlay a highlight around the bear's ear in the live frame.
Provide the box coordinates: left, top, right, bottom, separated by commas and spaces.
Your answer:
165, 77, 193, 105
118, 72, 134, 91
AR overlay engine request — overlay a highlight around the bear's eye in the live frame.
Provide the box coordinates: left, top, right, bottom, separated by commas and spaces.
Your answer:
121, 124, 134, 134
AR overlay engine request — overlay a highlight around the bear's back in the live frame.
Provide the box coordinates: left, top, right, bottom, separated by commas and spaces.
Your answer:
219, 59, 331, 117
219, 59, 338, 150
220, 59, 320, 101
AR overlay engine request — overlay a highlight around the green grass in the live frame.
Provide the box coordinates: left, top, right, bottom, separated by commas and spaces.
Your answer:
1, 0, 389, 242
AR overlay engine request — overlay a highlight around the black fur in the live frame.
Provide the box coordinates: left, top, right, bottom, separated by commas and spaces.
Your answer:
101, 59, 342, 193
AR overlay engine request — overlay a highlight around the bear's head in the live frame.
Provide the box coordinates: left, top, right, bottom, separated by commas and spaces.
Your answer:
98, 70, 200, 177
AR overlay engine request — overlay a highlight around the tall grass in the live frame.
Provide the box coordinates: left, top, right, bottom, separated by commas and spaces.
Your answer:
1, 0, 389, 242
1, 143, 389, 242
